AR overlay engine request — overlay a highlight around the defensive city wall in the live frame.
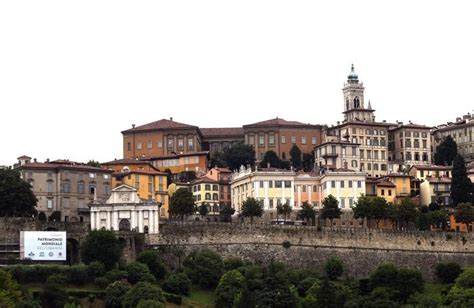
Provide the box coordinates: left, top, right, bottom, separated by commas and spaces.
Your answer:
147, 222, 474, 280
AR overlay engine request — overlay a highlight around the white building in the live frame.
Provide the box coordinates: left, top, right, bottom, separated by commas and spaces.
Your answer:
319, 170, 366, 210
89, 185, 160, 234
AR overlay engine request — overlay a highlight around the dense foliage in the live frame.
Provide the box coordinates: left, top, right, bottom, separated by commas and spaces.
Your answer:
321, 195, 341, 224
183, 249, 224, 289
162, 272, 191, 295
0, 168, 37, 217
169, 188, 195, 221
451, 155, 473, 205
136, 250, 167, 280
240, 197, 263, 223
80, 230, 121, 271
434, 135, 458, 166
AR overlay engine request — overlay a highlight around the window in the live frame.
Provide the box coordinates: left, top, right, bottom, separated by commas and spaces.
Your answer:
380, 138, 386, 146
205, 193, 211, 200
259, 135, 265, 147
127, 142, 131, 151
302, 185, 306, 192
269, 199, 274, 208
313, 185, 317, 192
147, 141, 153, 149
340, 198, 345, 208
148, 182, 153, 193
47, 181, 53, 193
89, 173, 96, 178
212, 185, 218, 191
360, 149, 364, 159
89, 185, 96, 195
284, 181, 291, 188
188, 138, 194, 150
340, 181, 345, 188
168, 139, 174, 150
105, 184, 110, 195
352, 160, 358, 168
381, 164, 387, 171
414, 140, 420, 148
137, 142, 142, 150
281, 136, 286, 144
422, 140, 427, 148
302, 137, 307, 144
331, 181, 335, 188
312, 137, 317, 145
332, 145, 336, 154
63, 198, 69, 208
349, 180, 353, 188
63, 182, 70, 193
157, 140, 163, 148
178, 139, 184, 150
213, 193, 218, 200
374, 151, 379, 159
269, 135, 275, 146
357, 181, 362, 188
205, 184, 211, 190
349, 198, 354, 208
269, 181, 273, 188
78, 182, 85, 194
422, 132, 427, 138
282, 152, 286, 160
103, 174, 110, 180
47, 199, 53, 209
275, 181, 282, 188
381, 189, 385, 195
259, 181, 264, 188
388, 190, 392, 196
291, 136, 296, 144
381, 151, 386, 159
367, 150, 371, 159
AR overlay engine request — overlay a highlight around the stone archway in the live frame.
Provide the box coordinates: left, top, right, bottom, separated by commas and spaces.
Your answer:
119, 219, 131, 231
38, 212, 47, 222
67, 238, 80, 265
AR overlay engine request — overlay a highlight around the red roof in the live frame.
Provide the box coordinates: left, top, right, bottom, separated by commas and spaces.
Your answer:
18, 162, 113, 173
122, 119, 198, 134
200, 127, 244, 138
411, 165, 452, 171
102, 158, 152, 165
192, 176, 219, 184
426, 177, 451, 184
244, 117, 321, 128
376, 179, 396, 187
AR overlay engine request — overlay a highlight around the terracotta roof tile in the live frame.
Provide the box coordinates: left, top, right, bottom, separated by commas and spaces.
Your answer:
244, 117, 321, 128
122, 119, 198, 134
200, 127, 244, 138
102, 158, 151, 165
18, 162, 113, 173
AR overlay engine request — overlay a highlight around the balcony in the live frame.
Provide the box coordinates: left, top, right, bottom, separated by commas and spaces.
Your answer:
322, 153, 338, 159
433, 188, 450, 194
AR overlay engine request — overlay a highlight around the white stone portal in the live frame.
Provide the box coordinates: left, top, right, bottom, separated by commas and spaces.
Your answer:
89, 184, 160, 234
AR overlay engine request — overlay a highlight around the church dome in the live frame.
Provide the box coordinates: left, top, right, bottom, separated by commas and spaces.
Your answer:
348, 64, 358, 80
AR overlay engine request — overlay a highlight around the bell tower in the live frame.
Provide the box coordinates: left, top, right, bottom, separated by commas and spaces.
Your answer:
342, 64, 375, 122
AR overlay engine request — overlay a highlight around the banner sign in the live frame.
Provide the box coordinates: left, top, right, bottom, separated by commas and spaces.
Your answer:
20, 231, 67, 261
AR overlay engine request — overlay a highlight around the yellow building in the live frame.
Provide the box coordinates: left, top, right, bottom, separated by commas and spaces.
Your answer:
112, 170, 169, 218
191, 176, 221, 216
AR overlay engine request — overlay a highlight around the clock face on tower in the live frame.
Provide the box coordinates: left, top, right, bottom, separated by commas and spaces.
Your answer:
119, 192, 130, 202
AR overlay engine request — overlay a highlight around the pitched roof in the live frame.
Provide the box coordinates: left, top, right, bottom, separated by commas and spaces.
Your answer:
376, 179, 396, 187
113, 169, 167, 177
426, 177, 451, 184
388, 123, 431, 131
192, 176, 219, 184
244, 117, 321, 128
122, 119, 198, 134
411, 165, 452, 171
200, 127, 244, 138
102, 158, 152, 165
18, 162, 113, 173
144, 151, 209, 161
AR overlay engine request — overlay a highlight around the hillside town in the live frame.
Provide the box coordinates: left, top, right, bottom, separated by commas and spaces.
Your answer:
7, 65, 474, 233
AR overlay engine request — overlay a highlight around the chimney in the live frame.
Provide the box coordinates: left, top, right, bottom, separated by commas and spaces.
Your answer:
33, 158, 37, 163
170, 117, 173, 121
132, 124, 135, 128
46, 158, 50, 163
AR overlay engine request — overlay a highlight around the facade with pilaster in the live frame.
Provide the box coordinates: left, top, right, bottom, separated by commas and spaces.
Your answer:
90, 185, 160, 234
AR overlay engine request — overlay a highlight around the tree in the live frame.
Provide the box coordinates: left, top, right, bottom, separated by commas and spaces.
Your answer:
169, 188, 195, 221
451, 155, 473, 206
302, 152, 315, 172
321, 195, 341, 226
0, 168, 37, 217
219, 203, 235, 222
397, 198, 418, 229
297, 201, 316, 225
435, 262, 462, 284
38, 284, 69, 308
0, 269, 24, 307
105, 281, 131, 308
164, 169, 173, 186
198, 203, 209, 218
290, 145, 302, 169
260, 150, 284, 169
136, 250, 167, 280
162, 272, 192, 295
80, 230, 121, 271
434, 135, 457, 166
455, 267, 474, 289
241, 197, 263, 224
324, 256, 343, 280
178, 171, 196, 183
428, 209, 449, 229
125, 262, 156, 284
86, 160, 101, 168
222, 143, 256, 171
277, 202, 292, 221
122, 282, 165, 308
454, 203, 474, 232
215, 270, 246, 307
183, 249, 224, 289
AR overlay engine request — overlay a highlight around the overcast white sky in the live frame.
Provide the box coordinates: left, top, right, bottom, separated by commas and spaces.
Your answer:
1, 1, 473, 166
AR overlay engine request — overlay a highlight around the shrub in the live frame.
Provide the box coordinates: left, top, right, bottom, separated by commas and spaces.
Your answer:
163, 292, 183, 305
65, 264, 89, 285
46, 273, 67, 285
215, 270, 246, 308
162, 272, 191, 295
87, 261, 106, 279
223, 257, 244, 271
9, 265, 62, 284
282, 241, 291, 248
136, 299, 165, 308
94, 277, 110, 289
136, 250, 167, 280
455, 267, 474, 289
122, 282, 165, 308
105, 269, 128, 282
125, 262, 156, 284
38, 284, 69, 308
435, 262, 462, 284
183, 249, 224, 289
324, 256, 343, 280
297, 277, 320, 297
105, 280, 131, 308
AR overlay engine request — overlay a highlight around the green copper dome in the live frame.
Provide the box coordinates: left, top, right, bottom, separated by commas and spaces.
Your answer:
348, 64, 358, 80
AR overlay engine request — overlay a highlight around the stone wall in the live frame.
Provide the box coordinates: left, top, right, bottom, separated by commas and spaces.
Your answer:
148, 223, 474, 280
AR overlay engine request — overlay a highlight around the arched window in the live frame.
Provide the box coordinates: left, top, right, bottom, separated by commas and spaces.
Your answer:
354, 96, 360, 108
119, 219, 131, 231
